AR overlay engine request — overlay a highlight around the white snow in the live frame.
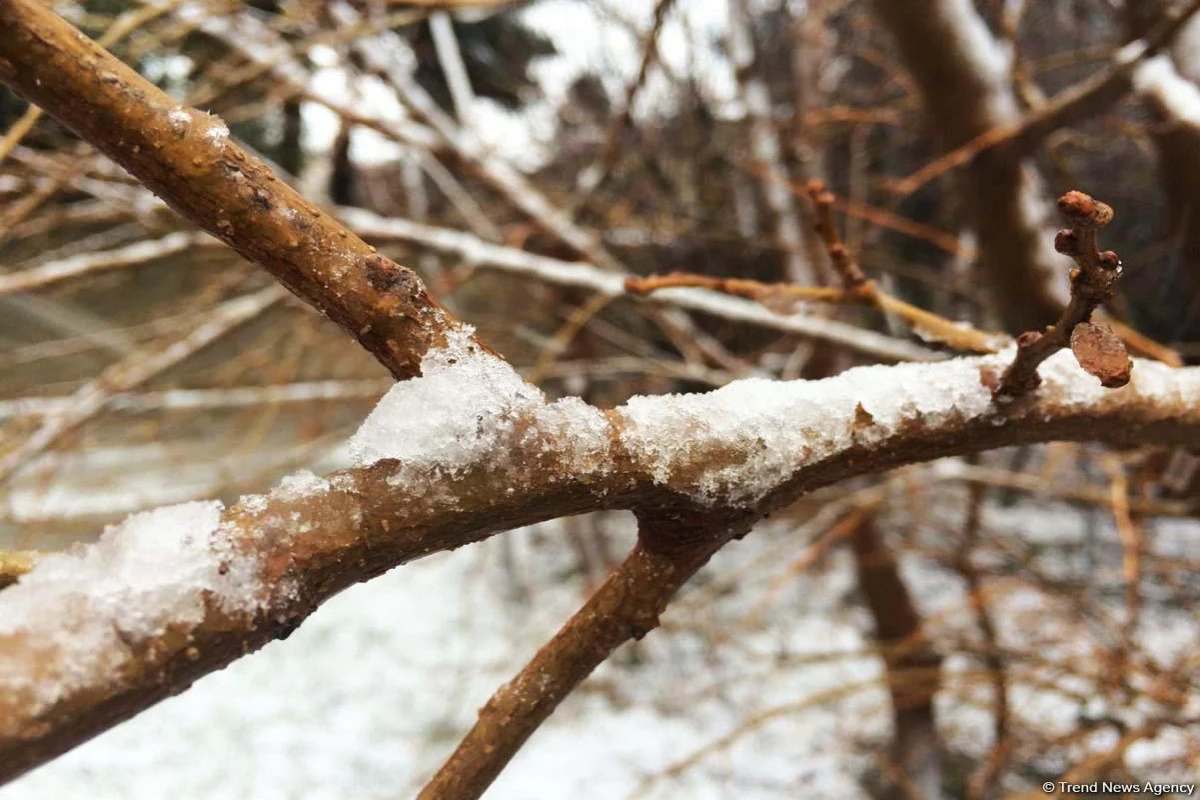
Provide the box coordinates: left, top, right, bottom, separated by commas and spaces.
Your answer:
204, 118, 230, 143
351, 338, 1196, 508
0, 501, 266, 727
272, 469, 330, 501
350, 327, 541, 468
349, 326, 611, 485
167, 106, 192, 129
2, 518, 884, 800
619, 353, 998, 504
936, 0, 1018, 121
1134, 55, 1200, 127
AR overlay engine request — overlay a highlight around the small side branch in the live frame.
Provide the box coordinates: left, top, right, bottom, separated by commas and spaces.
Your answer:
996, 191, 1130, 397
625, 182, 1006, 360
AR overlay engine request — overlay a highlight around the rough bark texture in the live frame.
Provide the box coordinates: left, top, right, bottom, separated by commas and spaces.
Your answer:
417, 508, 751, 800
0, 0, 455, 380
4, 2, 1200, 793
4, 360, 1200, 782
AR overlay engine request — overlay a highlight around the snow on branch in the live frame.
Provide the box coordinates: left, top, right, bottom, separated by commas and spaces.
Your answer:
1135, 54, 1200, 126
0, 502, 268, 733
4, 328, 1200, 779
5, 1, 1200, 790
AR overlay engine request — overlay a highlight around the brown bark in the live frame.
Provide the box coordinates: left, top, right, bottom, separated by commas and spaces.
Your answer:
1126, 2, 1200, 344
5, 1, 1200, 791
4, 366, 1200, 783
0, 0, 456, 380
418, 507, 752, 800
852, 516, 943, 800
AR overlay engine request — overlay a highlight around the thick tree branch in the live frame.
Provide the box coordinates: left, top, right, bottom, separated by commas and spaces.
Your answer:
0, 0, 456, 379
3, 343, 1200, 783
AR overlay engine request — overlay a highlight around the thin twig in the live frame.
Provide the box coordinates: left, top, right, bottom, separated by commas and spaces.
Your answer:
995, 191, 1129, 397
0, 285, 287, 486
573, 0, 676, 211
888, 0, 1200, 197
0, 0, 461, 379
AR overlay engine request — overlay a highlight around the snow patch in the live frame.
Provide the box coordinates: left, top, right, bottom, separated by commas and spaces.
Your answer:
618, 353, 1002, 504
0, 501, 265, 723
205, 118, 230, 142
349, 326, 611, 483
167, 106, 192, 130
1134, 55, 1200, 127
274, 469, 330, 500
617, 348, 1190, 505
937, 0, 1018, 121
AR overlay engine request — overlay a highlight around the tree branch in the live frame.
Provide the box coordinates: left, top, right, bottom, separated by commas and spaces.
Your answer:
996, 191, 1129, 396
4, 342, 1200, 782
869, 0, 1068, 332
0, 0, 456, 379
417, 508, 750, 800
851, 514, 943, 800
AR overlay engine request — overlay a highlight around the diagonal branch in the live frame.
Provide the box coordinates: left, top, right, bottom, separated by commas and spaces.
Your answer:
0, 0, 458, 379
869, 0, 1067, 332
889, 0, 1200, 197
0, 284, 287, 486
418, 508, 751, 800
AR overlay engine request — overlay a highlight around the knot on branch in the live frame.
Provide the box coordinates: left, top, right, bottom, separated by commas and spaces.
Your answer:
995, 190, 1131, 397
634, 505, 753, 555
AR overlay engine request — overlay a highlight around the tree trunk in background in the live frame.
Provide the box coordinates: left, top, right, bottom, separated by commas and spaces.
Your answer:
870, 0, 1069, 333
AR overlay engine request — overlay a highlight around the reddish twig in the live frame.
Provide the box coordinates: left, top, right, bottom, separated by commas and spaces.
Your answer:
995, 191, 1130, 397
